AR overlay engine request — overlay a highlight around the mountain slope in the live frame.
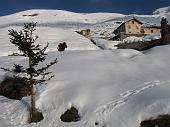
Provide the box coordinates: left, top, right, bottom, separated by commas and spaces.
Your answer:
153, 6, 170, 15
0, 9, 124, 27
153, 6, 170, 23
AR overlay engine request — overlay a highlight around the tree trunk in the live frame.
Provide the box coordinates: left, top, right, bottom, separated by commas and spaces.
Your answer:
29, 57, 36, 122
30, 85, 36, 122
28, 58, 43, 123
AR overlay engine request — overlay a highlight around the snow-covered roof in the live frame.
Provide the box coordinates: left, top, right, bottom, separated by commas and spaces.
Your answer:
142, 23, 161, 29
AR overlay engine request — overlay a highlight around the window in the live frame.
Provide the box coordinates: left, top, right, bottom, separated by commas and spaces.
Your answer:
132, 20, 134, 24
128, 25, 131, 29
151, 30, 153, 33
140, 29, 145, 33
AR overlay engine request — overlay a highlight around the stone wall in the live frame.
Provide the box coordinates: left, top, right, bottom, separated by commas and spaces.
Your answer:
113, 32, 148, 41
116, 39, 162, 51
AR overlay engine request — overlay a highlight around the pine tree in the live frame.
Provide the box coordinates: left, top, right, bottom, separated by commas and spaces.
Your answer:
1, 22, 57, 122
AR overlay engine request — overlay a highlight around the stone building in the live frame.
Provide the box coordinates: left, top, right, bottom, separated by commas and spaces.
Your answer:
113, 18, 161, 41
76, 29, 91, 38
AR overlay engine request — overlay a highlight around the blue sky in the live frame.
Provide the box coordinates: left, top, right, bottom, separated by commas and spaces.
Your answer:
0, 0, 169, 16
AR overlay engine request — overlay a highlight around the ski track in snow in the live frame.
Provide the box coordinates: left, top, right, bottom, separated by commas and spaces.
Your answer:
86, 80, 170, 126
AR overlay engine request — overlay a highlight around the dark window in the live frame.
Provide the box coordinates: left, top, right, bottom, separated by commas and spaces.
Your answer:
132, 20, 134, 24
141, 29, 145, 33
151, 30, 153, 33
128, 25, 131, 29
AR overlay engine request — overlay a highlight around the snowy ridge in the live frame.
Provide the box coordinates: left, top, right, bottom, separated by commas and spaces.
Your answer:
152, 6, 170, 22
153, 6, 170, 15
0, 9, 124, 27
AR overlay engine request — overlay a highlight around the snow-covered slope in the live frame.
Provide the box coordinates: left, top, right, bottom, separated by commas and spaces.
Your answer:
153, 6, 170, 23
0, 26, 99, 56
0, 9, 164, 37
0, 8, 170, 127
0, 9, 126, 38
1, 45, 170, 127
153, 6, 170, 15
0, 9, 124, 27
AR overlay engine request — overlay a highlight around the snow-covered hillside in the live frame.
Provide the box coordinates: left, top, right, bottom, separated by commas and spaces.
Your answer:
153, 6, 170, 15
0, 9, 124, 28
0, 26, 99, 56
1, 45, 170, 127
0, 9, 167, 37
153, 6, 170, 23
0, 7, 170, 127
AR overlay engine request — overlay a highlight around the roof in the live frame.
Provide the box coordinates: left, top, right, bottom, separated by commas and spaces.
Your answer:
142, 23, 161, 29
142, 26, 161, 29
113, 18, 143, 34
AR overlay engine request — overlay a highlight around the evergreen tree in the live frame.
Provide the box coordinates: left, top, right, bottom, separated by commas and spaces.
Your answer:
1, 22, 57, 122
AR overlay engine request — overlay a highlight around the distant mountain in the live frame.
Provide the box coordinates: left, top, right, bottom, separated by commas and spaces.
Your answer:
152, 6, 170, 23
0, 9, 124, 26
153, 6, 170, 15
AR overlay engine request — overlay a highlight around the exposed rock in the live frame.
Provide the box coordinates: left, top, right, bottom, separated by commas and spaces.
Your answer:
140, 114, 170, 127
60, 106, 81, 122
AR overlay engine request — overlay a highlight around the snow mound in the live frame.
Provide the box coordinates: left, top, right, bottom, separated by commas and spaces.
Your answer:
123, 34, 161, 43
123, 36, 143, 43
91, 37, 120, 49
143, 34, 161, 41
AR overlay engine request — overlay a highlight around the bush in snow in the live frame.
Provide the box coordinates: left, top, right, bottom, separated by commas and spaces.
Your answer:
0, 76, 31, 100
57, 42, 67, 51
60, 106, 81, 122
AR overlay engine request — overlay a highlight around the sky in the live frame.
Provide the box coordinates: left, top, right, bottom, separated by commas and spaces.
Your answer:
0, 0, 169, 16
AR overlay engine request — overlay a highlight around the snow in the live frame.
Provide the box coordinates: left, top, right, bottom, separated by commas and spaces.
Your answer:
122, 34, 161, 43
1, 45, 170, 127
153, 6, 170, 15
0, 9, 124, 28
123, 36, 143, 43
142, 34, 161, 41
152, 6, 170, 23
0, 26, 99, 56
0, 8, 170, 127
91, 37, 120, 49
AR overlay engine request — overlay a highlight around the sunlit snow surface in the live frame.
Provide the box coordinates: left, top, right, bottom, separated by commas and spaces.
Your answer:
0, 8, 170, 127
